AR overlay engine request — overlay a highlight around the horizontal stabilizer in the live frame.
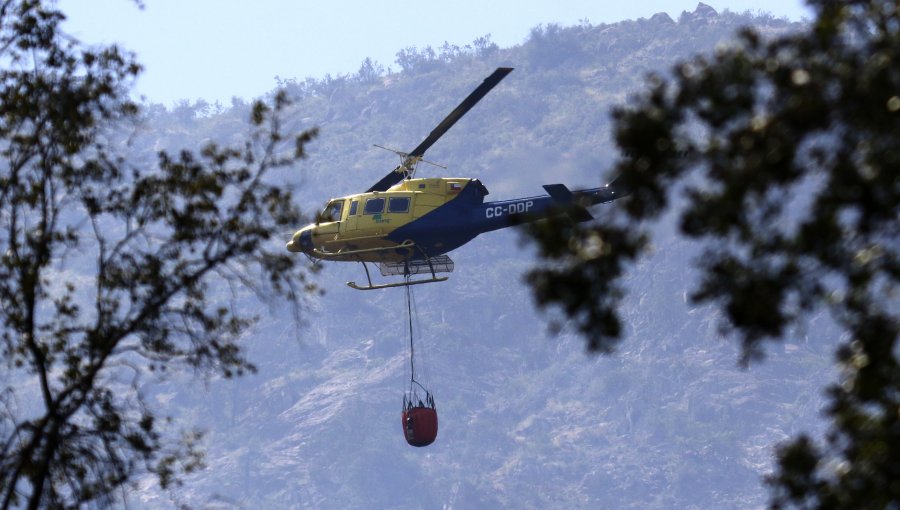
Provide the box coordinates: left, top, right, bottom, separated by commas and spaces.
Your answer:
543, 183, 594, 222
567, 205, 594, 222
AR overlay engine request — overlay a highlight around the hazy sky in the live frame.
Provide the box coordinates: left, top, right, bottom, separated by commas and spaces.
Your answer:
59, 0, 813, 107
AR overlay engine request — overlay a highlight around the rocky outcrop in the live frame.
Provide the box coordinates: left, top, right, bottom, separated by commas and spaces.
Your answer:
682, 2, 719, 24
650, 12, 675, 25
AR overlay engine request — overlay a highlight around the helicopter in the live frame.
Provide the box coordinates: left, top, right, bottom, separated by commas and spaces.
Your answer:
286, 67, 628, 290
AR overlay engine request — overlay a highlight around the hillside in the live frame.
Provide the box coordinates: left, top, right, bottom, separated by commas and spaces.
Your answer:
117, 5, 837, 509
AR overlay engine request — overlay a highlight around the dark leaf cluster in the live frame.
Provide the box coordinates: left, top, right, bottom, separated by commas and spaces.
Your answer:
0, 2, 317, 508
525, 0, 899, 507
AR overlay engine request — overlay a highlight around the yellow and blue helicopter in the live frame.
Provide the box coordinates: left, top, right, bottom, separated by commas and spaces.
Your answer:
287, 67, 627, 290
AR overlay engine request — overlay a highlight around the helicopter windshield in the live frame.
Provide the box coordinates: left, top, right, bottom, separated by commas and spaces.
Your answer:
320, 200, 343, 222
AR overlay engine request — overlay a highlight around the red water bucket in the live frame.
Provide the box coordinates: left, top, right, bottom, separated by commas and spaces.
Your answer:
402, 406, 438, 447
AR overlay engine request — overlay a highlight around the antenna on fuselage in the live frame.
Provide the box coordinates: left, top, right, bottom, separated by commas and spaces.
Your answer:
373, 144, 447, 181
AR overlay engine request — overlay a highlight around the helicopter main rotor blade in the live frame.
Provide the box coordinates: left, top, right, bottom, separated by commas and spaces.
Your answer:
407, 67, 513, 159
365, 164, 406, 193
366, 67, 513, 193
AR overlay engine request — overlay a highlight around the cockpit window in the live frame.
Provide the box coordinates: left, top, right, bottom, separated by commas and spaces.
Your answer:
348, 200, 358, 216
321, 200, 343, 222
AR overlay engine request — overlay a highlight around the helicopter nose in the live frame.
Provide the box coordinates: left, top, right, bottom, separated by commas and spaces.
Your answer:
286, 227, 314, 254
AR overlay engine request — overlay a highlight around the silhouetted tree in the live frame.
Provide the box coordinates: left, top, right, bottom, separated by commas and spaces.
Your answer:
471, 34, 499, 57
525, 0, 898, 508
524, 23, 588, 69
356, 57, 384, 84
394, 46, 441, 74
0, 1, 316, 508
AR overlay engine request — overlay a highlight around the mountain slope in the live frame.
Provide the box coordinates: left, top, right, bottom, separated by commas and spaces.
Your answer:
122, 6, 835, 509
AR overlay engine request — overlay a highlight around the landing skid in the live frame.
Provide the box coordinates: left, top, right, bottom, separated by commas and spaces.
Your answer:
347, 255, 454, 291
347, 276, 449, 291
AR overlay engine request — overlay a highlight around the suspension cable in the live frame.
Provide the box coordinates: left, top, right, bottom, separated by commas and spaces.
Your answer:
403, 276, 434, 409
405, 276, 416, 393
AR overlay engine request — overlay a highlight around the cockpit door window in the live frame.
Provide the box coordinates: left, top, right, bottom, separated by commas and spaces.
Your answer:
321, 200, 343, 222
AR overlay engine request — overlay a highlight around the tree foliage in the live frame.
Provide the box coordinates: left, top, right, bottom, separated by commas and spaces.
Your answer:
0, 1, 316, 507
526, 0, 899, 507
